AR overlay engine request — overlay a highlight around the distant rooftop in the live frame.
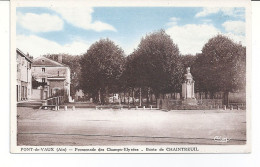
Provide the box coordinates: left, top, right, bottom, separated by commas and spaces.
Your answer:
32, 56, 68, 67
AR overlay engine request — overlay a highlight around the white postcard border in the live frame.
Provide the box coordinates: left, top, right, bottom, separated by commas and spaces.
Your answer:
10, 0, 251, 153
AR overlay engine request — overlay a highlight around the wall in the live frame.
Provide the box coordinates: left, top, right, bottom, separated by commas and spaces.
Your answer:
158, 99, 223, 110
48, 80, 65, 96
16, 52, 32, 101
32, 66, 68, 81
31, 89, 42, 100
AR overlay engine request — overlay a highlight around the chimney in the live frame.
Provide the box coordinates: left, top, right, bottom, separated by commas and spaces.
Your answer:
58, 55, 62, 63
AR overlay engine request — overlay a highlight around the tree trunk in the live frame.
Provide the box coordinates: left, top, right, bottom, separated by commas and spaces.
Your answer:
100, 89, 105, 105
150, 93, 153, 104
128, 90, 130, 105
146, 88, 150, 106
223, 91, 229, 106
155, 93, 159, 108
139, 88, 142, 106
132, 88, 135, 105
123, 92, 126, 104
98, 89, 101, 104
210, 92, 214, 99
118, 93, 121, 105
112, 94, 115, 103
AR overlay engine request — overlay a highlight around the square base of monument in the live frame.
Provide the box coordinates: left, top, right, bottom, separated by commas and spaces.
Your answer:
182, 98, 197, 106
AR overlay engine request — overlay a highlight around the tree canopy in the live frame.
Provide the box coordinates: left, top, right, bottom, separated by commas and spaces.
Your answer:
180, 54, 197, 69
193, 34, 246, 102
125, 30, 183, 97
80, 38, 125, 103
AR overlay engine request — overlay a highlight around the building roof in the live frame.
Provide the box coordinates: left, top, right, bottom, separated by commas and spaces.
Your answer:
48, 76, 66, 78
16, 48, 33, 63
47, 77, 66, 81
32, 56, 69, 67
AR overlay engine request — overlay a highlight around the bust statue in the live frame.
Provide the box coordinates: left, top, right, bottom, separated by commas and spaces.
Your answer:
184, 67, 193, 81
182, 67, 195, 100
187, 67, 190, 74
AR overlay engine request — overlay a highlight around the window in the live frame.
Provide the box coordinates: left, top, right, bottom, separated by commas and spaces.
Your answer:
42, 68, 45, 73
41, 59, 44, 63
22, 57, 25, 66
42, 78, 45, 83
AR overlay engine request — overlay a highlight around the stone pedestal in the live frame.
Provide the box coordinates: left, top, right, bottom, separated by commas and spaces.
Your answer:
182, 81, 195, 99
182, 98, 197, 106
182, 67, 197, 105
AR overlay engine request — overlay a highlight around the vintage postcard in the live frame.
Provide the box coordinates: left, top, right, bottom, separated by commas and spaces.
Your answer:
10, 0, 251, 153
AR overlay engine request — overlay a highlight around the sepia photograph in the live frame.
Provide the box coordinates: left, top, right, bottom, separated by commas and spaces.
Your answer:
11, 0, 251, 153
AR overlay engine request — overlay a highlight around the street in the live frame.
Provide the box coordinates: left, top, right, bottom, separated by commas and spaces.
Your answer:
17, 107, 246, 146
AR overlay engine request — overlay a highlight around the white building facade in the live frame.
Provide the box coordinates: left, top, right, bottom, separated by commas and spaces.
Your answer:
31, 56, 71, 100
16, 49, 32, 102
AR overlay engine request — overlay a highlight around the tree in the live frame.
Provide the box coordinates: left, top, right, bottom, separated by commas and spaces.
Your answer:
121, 52, 139, 105
32, 76, 46, 89
192, 53, 210, 96
80, 38, 125, 104
128, 30, 183, 104
180, 54, 197, 69
193, 34, 246, 104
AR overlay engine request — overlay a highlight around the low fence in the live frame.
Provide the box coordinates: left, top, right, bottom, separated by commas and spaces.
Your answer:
157, 99, 224, 110
228, 102, 246, 110
46, 96, 64, 106
157, 99, 181, 110
197, 99, 223, 107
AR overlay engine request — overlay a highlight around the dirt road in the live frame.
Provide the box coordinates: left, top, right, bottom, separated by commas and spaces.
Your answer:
17, 107, 246, 146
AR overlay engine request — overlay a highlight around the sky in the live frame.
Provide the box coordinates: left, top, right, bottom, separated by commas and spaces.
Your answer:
16, 7, 246, 58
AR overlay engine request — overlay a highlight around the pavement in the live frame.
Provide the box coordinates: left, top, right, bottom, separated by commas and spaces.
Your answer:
17, 107, 246, 146
17, 100, 45, 108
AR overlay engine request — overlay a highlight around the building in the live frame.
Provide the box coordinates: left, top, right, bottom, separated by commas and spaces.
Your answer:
75, 89, 85, 101
31, 55, 71, 100
16, 48, 32, 102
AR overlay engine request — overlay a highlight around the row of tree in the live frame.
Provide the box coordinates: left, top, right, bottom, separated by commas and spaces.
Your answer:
46, 30, 246, 105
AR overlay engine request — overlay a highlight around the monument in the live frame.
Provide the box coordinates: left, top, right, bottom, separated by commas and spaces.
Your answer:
182, 67, 197, 105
